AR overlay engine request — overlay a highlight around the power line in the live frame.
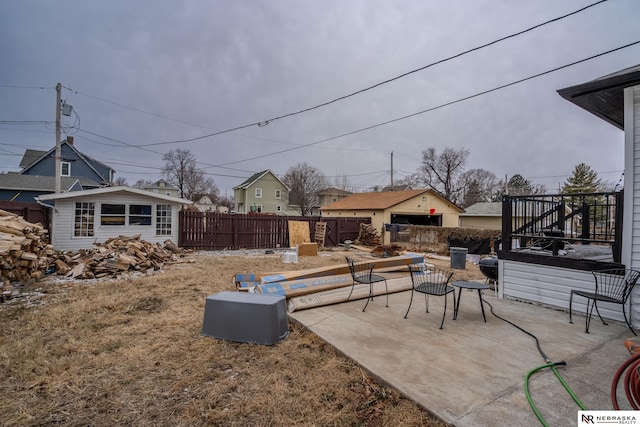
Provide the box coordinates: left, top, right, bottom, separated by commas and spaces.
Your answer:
211, 40, 640, 167
61, 0, 608, 149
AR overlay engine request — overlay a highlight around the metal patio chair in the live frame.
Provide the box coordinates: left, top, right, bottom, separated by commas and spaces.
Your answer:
569, 268, 640, 336
405, 265, 455, 329
345, 256, 388, 312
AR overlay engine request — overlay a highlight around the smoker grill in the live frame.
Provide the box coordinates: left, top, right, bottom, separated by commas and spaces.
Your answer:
479, 257, 498, 282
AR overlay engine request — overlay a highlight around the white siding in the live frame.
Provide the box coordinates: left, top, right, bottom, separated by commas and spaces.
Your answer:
500, 259, 626, 323
628, 84, 640, 325
51, 192, 181, 251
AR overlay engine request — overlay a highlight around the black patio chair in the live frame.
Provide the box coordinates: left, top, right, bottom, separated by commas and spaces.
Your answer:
345, 256, 388, 312
405, 265, 455, 329
569, 268, 640, 336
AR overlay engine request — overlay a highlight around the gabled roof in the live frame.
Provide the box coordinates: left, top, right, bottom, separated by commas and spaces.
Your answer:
233, 169, 290, 191
459, 202, 502, 216
19, 149, 47, 169
146, 179, 178, 190
36, 185, 192, 204
0, 173, 101, 191
557, 64, 640, 130
320, 189, 463, 212
20, 140, 116, 182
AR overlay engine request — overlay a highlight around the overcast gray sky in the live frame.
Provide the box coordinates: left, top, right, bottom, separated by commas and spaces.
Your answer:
1, 0, 639, 197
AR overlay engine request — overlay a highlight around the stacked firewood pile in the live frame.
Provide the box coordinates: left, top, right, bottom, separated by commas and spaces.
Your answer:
0, 209, 52, 285
355, 223, 381, 246
52, 236, 183, 280
0, 207, 187, 301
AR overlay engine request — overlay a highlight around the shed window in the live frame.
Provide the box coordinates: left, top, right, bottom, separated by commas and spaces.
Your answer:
101, 204, 125, 225
156, 205, 172, 236
74, 202, 94, 237
129, 204, 152, 226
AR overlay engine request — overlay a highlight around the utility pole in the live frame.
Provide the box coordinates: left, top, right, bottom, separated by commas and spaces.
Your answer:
55, 82, 62, 193
390, 151, 394, 188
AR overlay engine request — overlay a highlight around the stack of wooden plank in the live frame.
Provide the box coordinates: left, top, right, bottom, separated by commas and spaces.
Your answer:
52, 235, 180, 279
0, 209, 52, 288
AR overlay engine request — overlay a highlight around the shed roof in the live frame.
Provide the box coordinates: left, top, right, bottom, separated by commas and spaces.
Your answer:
320, 189, 462, 212
557, 64, 640, 130
36, 185, 192, 204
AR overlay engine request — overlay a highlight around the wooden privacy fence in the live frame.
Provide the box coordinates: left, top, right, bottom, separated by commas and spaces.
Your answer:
179, 212, 371, 250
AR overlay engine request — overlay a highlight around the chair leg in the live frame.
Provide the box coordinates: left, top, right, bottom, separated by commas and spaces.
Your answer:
425, 294, 430, 313
585, 299, 595, 333
439, 292, 447, 329
592, 301, 608, 326
623, 301, 637, 337
384, 279, 389, 307
569, 291, 574, 324
404, 288, 415, 319
362, 283, 373, 312
346, 282, 355, 302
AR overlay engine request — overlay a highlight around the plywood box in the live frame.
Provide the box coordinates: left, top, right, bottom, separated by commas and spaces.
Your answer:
297, 242, 318, 256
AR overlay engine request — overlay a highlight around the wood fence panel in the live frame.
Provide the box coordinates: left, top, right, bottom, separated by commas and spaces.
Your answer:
178, 212, 370, 250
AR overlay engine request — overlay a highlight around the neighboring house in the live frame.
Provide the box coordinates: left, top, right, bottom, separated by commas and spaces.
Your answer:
233, 170, 291, 215
20, 136, 115, 185
320, 189, 464, 245
498, 64, 640, 327
0, 174, 98, 202
317, 187, 353, 208
382, 184, 413, 192
193, 194, 215, 212
0, 136, 115, 202
36, 186, 191, 251
458, 202, 502, 230
145, 179, 179, 197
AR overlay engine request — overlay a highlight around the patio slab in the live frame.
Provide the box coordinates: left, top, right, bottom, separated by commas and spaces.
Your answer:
288, 276, 634, 426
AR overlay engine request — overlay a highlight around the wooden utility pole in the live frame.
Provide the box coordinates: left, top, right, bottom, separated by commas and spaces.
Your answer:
390, 151, 394, 188
55, 82, 61, 193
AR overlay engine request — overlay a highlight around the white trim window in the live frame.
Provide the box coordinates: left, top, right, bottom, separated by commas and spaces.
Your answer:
100, 204, 126, 225
275, 189, 281, 199
129, 204, 152, 226
255, 188, 262, 198
74, 202, 94, 236
156, 204, 172, 236
61, 161, 71, 177
276, 205, 282, 213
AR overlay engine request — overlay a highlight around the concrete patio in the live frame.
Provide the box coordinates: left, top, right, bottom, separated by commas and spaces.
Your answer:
288, 276, 635, 426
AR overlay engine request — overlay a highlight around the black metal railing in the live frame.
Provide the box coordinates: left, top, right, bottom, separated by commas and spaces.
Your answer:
501, 191, 623, 262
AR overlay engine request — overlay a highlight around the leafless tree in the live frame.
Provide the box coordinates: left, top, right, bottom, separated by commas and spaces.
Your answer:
418, 147, 469, 203
459, 168, 499, 208
133, 179, 153, 189
113, 176, 128, 186
283, 162, 328, 216
162, 148, 218, 201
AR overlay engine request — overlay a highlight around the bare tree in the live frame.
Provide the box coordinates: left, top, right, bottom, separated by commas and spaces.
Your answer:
162, 149, 218, 201
133, 179, 153, 189
283, 162, 328, 216
418, 147, 469, 203
459, 169, 499, 208
113, 176, 128, 186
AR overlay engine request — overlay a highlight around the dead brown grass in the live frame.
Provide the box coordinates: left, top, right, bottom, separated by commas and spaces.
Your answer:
0, 249, 481, 426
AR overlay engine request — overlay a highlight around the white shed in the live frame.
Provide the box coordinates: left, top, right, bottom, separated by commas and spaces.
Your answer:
36, 186, 191, 251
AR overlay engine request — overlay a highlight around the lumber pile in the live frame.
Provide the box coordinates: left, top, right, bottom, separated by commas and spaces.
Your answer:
355, 223, 381, 246
371, 244, 404, 257
0, 209, 52, 290
52, 235, 182, 280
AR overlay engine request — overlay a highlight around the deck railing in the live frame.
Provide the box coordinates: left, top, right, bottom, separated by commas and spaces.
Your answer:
501, 191, 623, 262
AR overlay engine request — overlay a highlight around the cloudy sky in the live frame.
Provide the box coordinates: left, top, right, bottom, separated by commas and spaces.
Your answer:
1, 0, 639, 197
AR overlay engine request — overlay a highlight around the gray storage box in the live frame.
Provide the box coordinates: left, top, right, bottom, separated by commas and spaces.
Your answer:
450, 247, 468, 269
201, 292, 289, 345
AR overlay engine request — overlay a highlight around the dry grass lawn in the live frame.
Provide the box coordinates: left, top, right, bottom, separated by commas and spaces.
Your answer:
0, 248, 485, 426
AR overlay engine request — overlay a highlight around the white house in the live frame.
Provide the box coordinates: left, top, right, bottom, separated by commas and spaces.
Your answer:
36, 186, 191, 251
498, 64, 640, 328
